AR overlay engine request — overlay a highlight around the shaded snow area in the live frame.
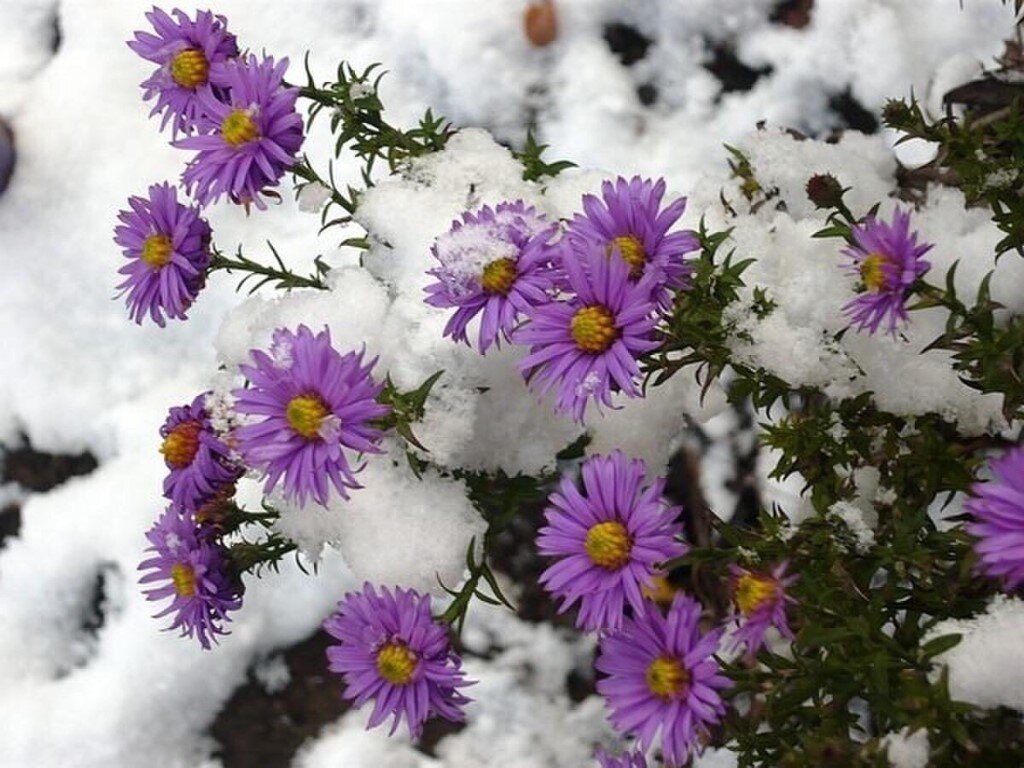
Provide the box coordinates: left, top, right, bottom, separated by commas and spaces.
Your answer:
0, 1, 1019, 766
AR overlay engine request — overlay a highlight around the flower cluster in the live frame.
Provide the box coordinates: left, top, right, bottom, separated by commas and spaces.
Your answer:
425, 176, 697, 421
116, 8, 304, 326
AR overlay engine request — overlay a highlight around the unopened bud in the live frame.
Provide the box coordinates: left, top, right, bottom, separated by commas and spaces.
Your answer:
805, 173, 845, 209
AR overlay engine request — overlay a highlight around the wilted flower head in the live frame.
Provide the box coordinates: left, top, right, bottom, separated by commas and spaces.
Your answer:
114, 182, 211, 326
139, 507, 242, 649
515, 241, 659, 422
728, 561, 797, 654
967, 445, 1024, 590
425, 201, 557, 353
841, 208, 932, 336
566, 176, 697, 303
176, 54, 304, 209
232, 325, 389, 507
596, 594, 729, 766
160, 392, 241, 512
324, 583, 472, 737
537, 451, 686, 632
127, 7, 239, 135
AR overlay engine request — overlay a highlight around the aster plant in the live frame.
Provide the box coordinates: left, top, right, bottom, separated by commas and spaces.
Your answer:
967, 445, 1024, 590
232, 325, 390, 507
127, 7, 239, 135
537, 451, 687, 631
323, 583, 472, 737
114, 181, 211, 326
425, 201, 558, 353
727, 561, 797, 654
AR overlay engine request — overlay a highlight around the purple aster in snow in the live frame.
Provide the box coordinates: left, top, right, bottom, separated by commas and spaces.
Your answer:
566, 176, 698, 304
597, 594, 730, 766
424, 201, 557, 353
159, 392, 241, 512
537, 451, 687, 632
232, 325, 390, 507
127, 7, 239, 135
324, 583, 472, 737
841, 208, 932, 336
139, 506, 242, 649
515, 241, 659, 422
175, 54, 304, 209
114, 182, 212, 326
728, 561, 797, 654
966, 446, 1024, 590
595, 748, 648, 768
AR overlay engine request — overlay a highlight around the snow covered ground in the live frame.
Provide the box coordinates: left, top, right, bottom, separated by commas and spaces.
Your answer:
0, 1, 1019, 766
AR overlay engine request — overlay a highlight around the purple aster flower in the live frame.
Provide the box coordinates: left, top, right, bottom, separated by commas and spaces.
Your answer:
566, 176, 698, 304
596, 594, 730, 766
114, 182, 212, 326
175, 54, 304, 209
515, 241, 659, 422
728, 561, 797, 654
324, 583, 472, 737
232, 325, 390, 507
841, 208, 932, 336
127, 7, 239, 135
159, 392, 241, 512
424, 201, 558, 353
139, 506, 242, 649
595, 748, 648, 768
966, 445, 1024, 589
537, 451, 687, 632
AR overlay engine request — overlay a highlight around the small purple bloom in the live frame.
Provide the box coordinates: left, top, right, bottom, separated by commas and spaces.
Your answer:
160, 393, 241, 513
595, 748, 648, 768
515, 241, 659, 422
176, 54, 304, 209
596, 594, 730, 766
139, 506, 242, 649
967, 445, 1024, 590
728, 561, 797, 654
537, 451, 687, 632
232, 325, 390, 507
567, 176, 698, 304
324, 583, 472, 738
841, 208, 932, 336
127, 7, 239, 135
425, 201, 557, 353
114, 182, 211, 326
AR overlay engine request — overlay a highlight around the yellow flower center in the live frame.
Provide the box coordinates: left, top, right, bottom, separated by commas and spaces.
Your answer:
221, 109, 260, 148
645, 656, 689, 699
480, 258, 518, 295
171, 563, 197, 597
141, 234, 173, 269
160, 420, 202, 468
609, 235, 646, 278
584, 520, 631, 569
376, 643, 417, 685
734, 572, 778, 616
859, 252, 889, 293
642, 574, 677, 605
169, 47, 210, 88
285, 394, 330, 440
570, 305, 618, 353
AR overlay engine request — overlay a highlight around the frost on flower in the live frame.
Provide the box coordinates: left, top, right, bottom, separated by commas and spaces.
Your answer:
537, 451, 686, 631
232, 325, 390, 507
425, 201, 557, 353
323, 583, 472, 737
138, 507, 242, 649
113, 182, 211, 326
127, 7, 239, 135
159, 392, 241, 512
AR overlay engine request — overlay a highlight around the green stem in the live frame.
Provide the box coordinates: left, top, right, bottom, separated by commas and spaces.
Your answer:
209, 249, 326, 291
